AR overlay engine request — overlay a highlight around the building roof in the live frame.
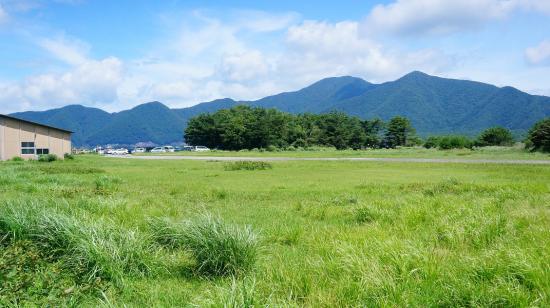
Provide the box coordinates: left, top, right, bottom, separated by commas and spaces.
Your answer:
0, 114, 74, 133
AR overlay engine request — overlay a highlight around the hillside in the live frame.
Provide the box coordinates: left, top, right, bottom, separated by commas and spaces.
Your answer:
8, 72, 550, 146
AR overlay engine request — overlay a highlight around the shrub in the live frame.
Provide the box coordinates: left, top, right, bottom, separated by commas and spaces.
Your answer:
224, 161, 273, 171
151, 215, 259, 276
9, 156, 24, 162
64, 153, 75, 160
266, 145, 279, 152
38, 154, 58, 162
437, 135, 472, 150
476, 127, 514, 146
423, 136, 440, 149
526, 118, 550, 152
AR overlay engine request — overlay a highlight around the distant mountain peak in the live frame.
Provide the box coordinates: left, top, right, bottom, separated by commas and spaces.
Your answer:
399, 71, 432, 80
131, 101, 170, 111
9, 72, 550, 146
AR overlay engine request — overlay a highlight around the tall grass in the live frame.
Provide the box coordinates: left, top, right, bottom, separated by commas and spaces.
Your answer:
0, 200, 159, 285
151, 215, 259, 276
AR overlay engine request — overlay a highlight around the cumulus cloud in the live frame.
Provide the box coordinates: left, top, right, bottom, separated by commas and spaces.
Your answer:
363, 0, 515, 36
1, 10, 458, 113
0, 36, 123, 113
220, 50, 271, 82
362, 0, 550, 36
525, 40, 550, 66
283, 20, 453, 83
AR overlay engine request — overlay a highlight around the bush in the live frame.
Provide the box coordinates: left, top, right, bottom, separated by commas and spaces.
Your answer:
64, 153, 75, 160
423, 136, 440, 149
437, 135, 472, 150
526, 118, 550, 152
224, 161, 273, 171
266, 145, 279, 152
476, 127, 514, 146
151, 215, 259, 276
9, 156, 24, 162
38, 154, 58, 162
423, 135, 472, 149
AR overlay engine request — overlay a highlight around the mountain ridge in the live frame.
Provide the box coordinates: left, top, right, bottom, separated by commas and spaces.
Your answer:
8, 72, 550, 146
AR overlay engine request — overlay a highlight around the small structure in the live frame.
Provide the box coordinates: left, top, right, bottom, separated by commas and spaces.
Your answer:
0, 114, 72, 161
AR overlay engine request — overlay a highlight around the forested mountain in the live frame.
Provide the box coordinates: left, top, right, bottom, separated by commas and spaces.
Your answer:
8, 72, 550, 146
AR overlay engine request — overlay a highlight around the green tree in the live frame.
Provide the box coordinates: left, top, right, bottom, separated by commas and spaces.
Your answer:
362, 118, 385, 148
526, 118, 550, 152
476, 127, 514, 146
423, 136, 440, 149
383, 116, 416, 148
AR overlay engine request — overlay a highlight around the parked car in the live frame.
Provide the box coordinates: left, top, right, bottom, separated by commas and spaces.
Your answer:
194, 146, 210, 152
112, 148, 129, 155
150, 147, 166, 153
134, 147, 146, 153
182, 146, 194, 151
163, 146, 175, 152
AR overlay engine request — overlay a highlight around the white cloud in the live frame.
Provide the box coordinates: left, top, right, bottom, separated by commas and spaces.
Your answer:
37, 36, 90, 65
525, 40, 550, 66
220, 50, 271, 82
0, 36, 122, 112
0, 4, 9, 24
520, 0, 550, 15
1, 10, 458, 113
362, 0, 550, 36
363, 0, 514, 36
283, 20, 453, 83
232, 10, 300, 32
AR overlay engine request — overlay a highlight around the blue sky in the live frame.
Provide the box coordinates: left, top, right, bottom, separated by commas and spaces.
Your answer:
0, 0, 549, 113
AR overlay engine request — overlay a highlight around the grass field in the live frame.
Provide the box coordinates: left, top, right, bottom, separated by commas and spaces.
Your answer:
135, 146, 550, 160
1, 154, 550, 306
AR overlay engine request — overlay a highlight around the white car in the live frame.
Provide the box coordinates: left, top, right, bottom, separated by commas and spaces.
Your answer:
134, 147, 146, 153
194, 146, 210, 152
163, 146, 175, 152
150, 147, 166, 153
112, 148, 129, 155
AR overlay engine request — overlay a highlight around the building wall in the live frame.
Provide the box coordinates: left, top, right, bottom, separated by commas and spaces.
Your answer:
0, 117, 72, 160
0, 118, 4, 161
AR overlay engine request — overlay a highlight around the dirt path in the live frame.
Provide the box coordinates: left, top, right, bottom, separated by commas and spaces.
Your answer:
107, 155, 550, 165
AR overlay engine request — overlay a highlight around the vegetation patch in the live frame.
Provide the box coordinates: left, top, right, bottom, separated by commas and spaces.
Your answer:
94, 175, 122, 195
0, 239, 106, 306
224, 161, 273, 171
353, 206, 379, 224
38, 154, 58, 162
38, 165, 105, 175
151, 215, 259, 276
0, 200, 159, 287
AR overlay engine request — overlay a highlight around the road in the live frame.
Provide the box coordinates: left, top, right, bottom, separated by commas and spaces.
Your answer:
107, 155, 550, 165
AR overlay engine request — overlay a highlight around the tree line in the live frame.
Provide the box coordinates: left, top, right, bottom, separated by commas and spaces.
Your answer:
185, 105, 550, 152
185, 105, 415, 150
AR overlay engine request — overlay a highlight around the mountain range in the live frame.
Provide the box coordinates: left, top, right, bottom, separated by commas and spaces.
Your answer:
9, 71, 550, 146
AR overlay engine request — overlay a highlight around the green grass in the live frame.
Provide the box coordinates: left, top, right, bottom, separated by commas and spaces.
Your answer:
0, 154, 549, 306
135, 145, 550, 160
224, 161, 273, 171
